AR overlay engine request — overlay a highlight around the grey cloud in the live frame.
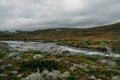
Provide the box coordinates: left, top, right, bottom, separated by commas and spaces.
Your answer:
0, 0, 120, 31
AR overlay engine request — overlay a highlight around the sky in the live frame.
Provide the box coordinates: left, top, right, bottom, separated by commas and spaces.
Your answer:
0, 0, 120, 31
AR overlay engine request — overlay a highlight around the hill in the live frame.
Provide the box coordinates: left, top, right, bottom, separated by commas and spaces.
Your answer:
0, 22, 120, 41
0, 22, 120, 52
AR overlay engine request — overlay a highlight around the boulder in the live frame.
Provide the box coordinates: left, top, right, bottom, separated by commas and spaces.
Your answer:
33, 54, 43, 59
17, 74, 23, 77
9, 70, 18, 75
42, 69, 49, 76
60, 71, 70, 78
108, 61, 117, 67
23, 73, 44, 80
7, 52, 21, 59
0, 73, 7, 76
6, 64, 13, 68
0, 60, 3, 64
0, 65, 6, 70
97, 60, 117, 67
90, 75, 96, 80
47, 72, 56, 79
112, 76, 120, 80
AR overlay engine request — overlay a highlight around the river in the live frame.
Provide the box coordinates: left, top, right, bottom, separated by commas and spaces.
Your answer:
1, 41, 120, 57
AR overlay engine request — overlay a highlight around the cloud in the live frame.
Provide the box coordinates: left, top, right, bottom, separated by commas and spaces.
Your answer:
0, 0, 120, 31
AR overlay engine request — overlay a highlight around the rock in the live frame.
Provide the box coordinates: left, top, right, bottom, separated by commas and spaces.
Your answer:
42, 69, 69, 79
97, 60, 108, 64
47, 72, 56, 79
45, 70, 60, 79
0, 60, 3, 64
69, 66, 77, 72
42, 69, 49, 76
108, 61, 117, 67
115, 70, 120, 75
0, 73, 7, 76
78, 64, 88, 69
0, 65, 6, 70
6, 64, 13, 68
52, 70, 61, 78
33, 54, 43, 59
9, 70, 18, 75
70, 63, 88, 71
24, 59, 29, 61
17, 74, 22, 77
97, 60, 117, 67
54, 58, 61, 62
88, 75, 96, 80
60, 71, 70, 78
7, 52, 21, 59
112, 76, 120, 80
23, 73, 44, 80
64, 61, 70, 64
92, 66, 97, 69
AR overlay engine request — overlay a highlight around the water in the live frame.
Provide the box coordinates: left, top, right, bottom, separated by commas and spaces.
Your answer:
1, 41, 120, 57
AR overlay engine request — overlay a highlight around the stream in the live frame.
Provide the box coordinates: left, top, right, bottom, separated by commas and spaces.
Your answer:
1, 41, 120, 57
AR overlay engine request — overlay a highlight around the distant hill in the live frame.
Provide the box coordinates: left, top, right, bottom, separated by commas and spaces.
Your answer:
0, 22, 120, 41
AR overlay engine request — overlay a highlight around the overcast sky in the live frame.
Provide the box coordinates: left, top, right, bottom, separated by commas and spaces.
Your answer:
0, 0, 120, 31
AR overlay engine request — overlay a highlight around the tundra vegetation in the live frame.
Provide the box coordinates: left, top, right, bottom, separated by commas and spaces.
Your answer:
0, 42, 120, 80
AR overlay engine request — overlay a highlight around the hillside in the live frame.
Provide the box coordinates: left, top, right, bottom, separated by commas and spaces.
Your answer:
0, 22, 120, 52
28, 23, 120, 41
0, 22, 120, 41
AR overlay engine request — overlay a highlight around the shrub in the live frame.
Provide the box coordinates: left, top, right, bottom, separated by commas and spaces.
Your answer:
20, 60, 58, 72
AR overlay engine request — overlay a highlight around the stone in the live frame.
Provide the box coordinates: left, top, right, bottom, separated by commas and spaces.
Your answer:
52, 70, 61, 78
6, 64, 13, 68
42, 69, 49, 76
17, 74, 22, 77
60, 71, 70, 78
112, 76, 120, 80
78, 64, 88, 69
0, 73, 7, 76
115, 70, 120, 75
9, 70, 18, 75
108, 61, 117, 67
97, 60, 108, 64
55, 58, 61, 62
23, 73, 44, 80
70, 63, 88, 71
0, 65, 6, 70
69, 66, 77, 72
7, 52, 21, 59
33, 54, 43, 59
47, 72, 56, 79
90, 76, 96, 79
64, 61, 70, 64
0, 60, 3, 64
97, 60, 117, 67
42, 69, 69, 79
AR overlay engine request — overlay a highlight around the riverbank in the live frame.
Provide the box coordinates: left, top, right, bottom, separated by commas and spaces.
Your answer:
1, 39, 120, 54
1, 41, 120, 57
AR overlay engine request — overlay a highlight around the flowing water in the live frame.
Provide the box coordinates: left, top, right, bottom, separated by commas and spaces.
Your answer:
1, 41, 120, 57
